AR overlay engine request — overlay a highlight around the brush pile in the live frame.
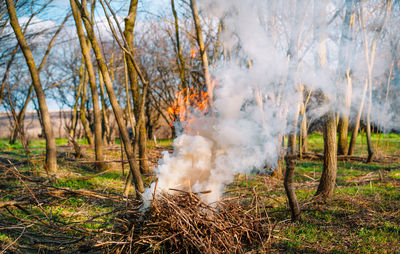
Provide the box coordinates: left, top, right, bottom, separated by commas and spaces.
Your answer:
110, 190, 271, 253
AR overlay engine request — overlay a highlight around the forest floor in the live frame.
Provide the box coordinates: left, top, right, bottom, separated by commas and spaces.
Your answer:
0, 133, 399, 253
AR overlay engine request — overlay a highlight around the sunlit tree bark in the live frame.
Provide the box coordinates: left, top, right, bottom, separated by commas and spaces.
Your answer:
316, 112, 337, 198
123, 0, 150, 175
190, 0, 213, 99
71, 2, 105, 170
315, 0, 338, 199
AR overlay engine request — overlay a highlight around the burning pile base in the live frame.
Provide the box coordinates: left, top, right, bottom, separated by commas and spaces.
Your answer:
110, 190, 271, 253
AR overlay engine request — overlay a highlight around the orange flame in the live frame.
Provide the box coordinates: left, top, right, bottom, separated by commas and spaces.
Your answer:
167, 87, 210, 128
190, 49, 197, 58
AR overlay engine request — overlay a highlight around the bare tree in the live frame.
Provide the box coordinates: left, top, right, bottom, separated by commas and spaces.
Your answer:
337, 0, 355, 156
190, 0, 213, 100
122, 0, 150, 175
315, 0, 337, 199
71, 1, 105, 169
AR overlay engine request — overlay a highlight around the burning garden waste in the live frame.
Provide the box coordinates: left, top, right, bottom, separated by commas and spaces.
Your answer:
144, 77, 280, 205
119, 80, 272, 254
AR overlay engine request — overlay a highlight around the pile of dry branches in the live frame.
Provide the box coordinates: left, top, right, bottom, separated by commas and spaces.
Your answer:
110, 190, 271, 253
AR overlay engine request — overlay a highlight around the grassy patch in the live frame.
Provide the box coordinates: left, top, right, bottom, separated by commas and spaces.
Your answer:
0, 132, 399, 252
307, 133, 400, 156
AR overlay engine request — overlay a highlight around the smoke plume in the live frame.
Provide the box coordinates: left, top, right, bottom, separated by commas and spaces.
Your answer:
143, 0, 399, 204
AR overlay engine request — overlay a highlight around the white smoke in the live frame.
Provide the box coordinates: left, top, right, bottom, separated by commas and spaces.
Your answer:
143, 0, 399, 205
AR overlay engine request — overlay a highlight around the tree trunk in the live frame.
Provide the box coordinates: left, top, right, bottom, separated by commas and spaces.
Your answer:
69, 62, 84, 140
337, 72, 352, 155
6, 0, 57, 174
316, 112, 337, 199
171, 0, 186, 89
79, 71, 94, 146
145, 91, 154, 140
190, 0, 213, 99
71, 3, 105, 170
123, 56, 135, 139
299, 102, 307, 156
74, 0, 144, 194
314, 0, 337, 200
123, 0, 150, 175
337, 0, 354, 155
287, 134, 297, 155
271, 136, 284, 179
284, 155, 300, 221
98, 72, 111, 145
365, 86, 374, 163
348, 83, 368, 155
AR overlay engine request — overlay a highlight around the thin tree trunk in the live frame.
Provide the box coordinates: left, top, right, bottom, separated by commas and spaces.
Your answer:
348, 80, 368, 155
314, 0, 337, 199
79, 71, 94, 146
337, 0, 354, 155
67, 62, 84, 159
123, 0, 150, 175
71, 3, 105, 169
316, 111, 337, 199
74, 0, 144, 194
123, 56, 136, 139
99, 72, 111, 145
299, 102, 308, 157
171, 0, 186, 89
6, 0, 57, 174
69, 61, 84, 140
190, 0, 213, 100
281, 0, 306, 218
68, 81, 83, 159
284, 155, 300, 221
271, 135, 284, 179
337, 71, 352, 155
366, 84, 374, 162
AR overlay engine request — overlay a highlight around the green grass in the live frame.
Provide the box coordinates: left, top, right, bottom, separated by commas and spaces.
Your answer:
115, 138, 173, 148
307, 132, 400, 156
0, 232, 12, 246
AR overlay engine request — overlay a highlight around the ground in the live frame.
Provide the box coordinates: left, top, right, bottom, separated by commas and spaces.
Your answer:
0, 133, 399, 253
